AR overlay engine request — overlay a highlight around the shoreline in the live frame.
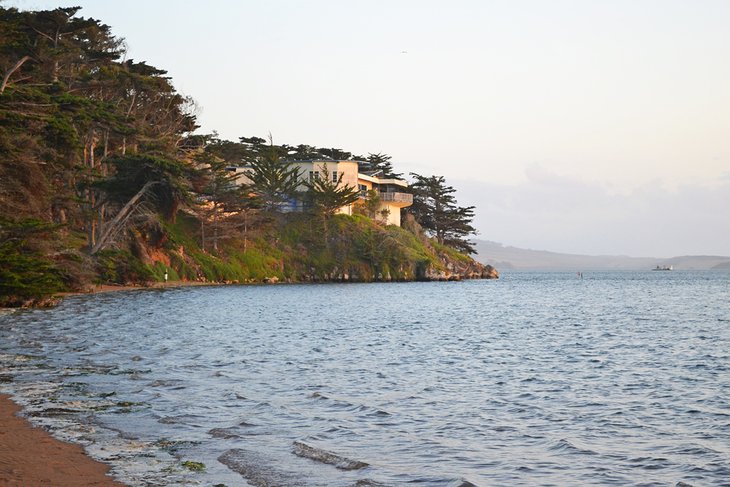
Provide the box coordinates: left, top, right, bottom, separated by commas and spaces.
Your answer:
2, 273, 498, 310
55, 279, 217, 298
0, 393, 127, 486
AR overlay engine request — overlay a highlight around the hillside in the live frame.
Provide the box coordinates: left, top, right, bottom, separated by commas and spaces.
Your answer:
474, 240, 730, 271
0, 6, 493, 307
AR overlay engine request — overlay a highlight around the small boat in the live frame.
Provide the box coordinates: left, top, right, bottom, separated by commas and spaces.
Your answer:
652, 265, 673, 271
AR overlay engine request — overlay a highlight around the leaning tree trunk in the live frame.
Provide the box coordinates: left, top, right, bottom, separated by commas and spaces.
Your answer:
90, 181, 157, 255
0, 56, 32, 94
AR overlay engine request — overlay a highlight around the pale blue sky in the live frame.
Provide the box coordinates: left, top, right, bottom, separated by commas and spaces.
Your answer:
10, 0, 730, 256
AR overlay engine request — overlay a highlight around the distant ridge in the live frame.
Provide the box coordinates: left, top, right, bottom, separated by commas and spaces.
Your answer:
473, 240, 730, 271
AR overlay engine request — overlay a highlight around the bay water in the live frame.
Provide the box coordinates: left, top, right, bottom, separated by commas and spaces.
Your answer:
1, 271, 729, 486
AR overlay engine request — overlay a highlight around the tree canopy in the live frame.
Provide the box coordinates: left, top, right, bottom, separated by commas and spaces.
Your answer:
243, 143, 301, 212
407, 173, 477, 254
303, 163, 361, 219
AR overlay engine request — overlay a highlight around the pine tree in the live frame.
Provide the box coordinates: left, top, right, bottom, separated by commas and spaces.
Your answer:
303, 163, 361, 219
364, 152, 401, 178
244, 143, 301, 212
407, 173, 477, 254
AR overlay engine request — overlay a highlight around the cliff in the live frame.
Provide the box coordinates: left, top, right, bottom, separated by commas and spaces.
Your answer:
125, 212, 496, 286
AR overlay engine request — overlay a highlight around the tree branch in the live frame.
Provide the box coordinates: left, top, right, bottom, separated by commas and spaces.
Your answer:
1, 56, 32, 94
90, 181, 157, 254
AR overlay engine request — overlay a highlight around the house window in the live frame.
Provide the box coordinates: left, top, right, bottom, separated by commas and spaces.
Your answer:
309, 171, 320, 181
332, 171, 338, 182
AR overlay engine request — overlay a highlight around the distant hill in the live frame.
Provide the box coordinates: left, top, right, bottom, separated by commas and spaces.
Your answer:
473, 240, 730, 271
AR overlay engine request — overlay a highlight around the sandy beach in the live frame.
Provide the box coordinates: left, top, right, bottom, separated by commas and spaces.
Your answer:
0, 394, 127, 487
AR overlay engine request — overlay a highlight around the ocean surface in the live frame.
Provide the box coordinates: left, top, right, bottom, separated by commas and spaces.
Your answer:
1, 271, 729, 486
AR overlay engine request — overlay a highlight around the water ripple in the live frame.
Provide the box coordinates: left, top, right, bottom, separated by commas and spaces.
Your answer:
1, 271, 729, 486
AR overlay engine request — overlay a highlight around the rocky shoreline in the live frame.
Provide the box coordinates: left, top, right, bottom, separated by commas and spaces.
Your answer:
5, 258, 498, 309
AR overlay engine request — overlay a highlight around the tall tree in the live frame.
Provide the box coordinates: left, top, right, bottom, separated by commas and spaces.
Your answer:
303, 163, 360, 220
407, 173, 477, 254
194, 150, 262, 252
363, 152, 401, 178
244, 141, 301, 212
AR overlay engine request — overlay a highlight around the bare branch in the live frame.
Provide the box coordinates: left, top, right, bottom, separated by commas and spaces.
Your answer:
90, 181, 157, 254
1, 56, 32, 94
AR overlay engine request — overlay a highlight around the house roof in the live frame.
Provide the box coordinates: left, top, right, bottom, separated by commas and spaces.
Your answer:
357, 173, 408, 188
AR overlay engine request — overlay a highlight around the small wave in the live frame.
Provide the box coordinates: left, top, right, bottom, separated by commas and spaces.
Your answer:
219, 448, 303, 486
208, 427, 242, 439
627, 455, 671, 470
292, 441, 369, 470
448, 480, 479, 487
548, 438, 598, 456
308, 392, 391, 417
147, 379, 184, 388
158, 414, 201, 425
349, 480, 389, 486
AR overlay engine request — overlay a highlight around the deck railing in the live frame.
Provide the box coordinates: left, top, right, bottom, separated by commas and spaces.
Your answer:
379, 192, 413, 203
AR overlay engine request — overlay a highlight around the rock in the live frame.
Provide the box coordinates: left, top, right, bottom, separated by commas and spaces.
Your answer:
483, 265, 499, 279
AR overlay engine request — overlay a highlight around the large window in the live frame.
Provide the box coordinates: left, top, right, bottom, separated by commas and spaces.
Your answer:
309, 171, 320, 181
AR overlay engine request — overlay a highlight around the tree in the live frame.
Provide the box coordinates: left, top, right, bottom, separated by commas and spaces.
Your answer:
407, 173, 477, 254
244, 142, 301, 213
354, 189, 390, 224
194, 150, 262, 252
90, 154, 194, 254
317, 147, 352, 160
363, 152, 401, 178
303, 163, 361, 220
0, 218, 64, 306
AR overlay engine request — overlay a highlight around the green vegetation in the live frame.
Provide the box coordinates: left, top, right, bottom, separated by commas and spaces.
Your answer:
0, 6, 493, 307
181, 461, 205, 472
0, 219, 65, 306
408, 174, 478, 254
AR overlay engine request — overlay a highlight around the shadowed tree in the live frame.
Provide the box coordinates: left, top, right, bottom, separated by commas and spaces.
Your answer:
195, 150, 262, 252
0, 218, 65, 306
407, 173, 477, 254
90, 154, 194, 254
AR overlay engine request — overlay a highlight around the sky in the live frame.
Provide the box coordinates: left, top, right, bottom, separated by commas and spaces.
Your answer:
10, 0, 730, 257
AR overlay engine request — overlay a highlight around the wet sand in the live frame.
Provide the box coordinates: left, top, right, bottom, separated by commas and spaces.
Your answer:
0, 394, 127, 486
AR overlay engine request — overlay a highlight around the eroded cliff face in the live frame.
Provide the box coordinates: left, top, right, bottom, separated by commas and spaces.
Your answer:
121, 212, 500, 286
130, 214, 500, 285
421, 251, 499, 281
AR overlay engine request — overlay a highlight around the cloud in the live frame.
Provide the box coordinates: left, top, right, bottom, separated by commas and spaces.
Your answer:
452, 167, 730, 257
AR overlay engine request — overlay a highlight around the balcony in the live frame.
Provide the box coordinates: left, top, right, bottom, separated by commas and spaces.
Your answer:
379, 191, 413, 207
